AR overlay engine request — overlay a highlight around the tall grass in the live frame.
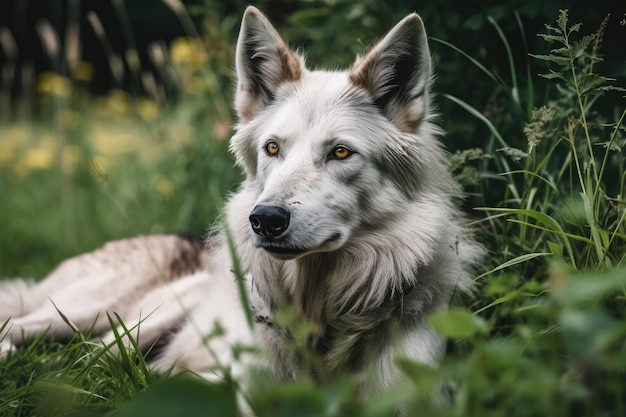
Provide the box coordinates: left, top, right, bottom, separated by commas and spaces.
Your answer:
1, 6, 625, 417
441, 9, 626, 417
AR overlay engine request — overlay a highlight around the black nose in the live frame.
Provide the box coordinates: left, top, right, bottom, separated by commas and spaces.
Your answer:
249, 205, 290, 238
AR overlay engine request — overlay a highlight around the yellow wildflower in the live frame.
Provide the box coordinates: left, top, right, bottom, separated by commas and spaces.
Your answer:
153, 176, 174, 199
91, 128, 134, 156
37, 72, 72, 97
137, 99, 159, 121
170, 37, 207, 70
170, 37, 194, 65
21, 147, 54, 171
17, 134, 58, 174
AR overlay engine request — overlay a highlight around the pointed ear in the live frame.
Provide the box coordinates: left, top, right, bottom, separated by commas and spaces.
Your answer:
349, 13, 432, 132
235, 7, 303, 123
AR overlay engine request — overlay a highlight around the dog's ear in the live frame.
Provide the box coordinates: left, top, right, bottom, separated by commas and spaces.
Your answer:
349, 13, 432, 133
235, 7, 303, 123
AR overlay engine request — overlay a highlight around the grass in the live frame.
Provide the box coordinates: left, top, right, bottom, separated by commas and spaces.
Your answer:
1, 6, 626, 417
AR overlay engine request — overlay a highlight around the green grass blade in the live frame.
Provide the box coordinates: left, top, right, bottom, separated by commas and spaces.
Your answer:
499, 170, 559, 195
442, 94, 510, 151
506, 219, 594, 244
474, 290, 522, 315
487, 15, 519, 105
224, 227, 254, 330
475, 252, 552, 281
430, 37, 501, 85
515, 10, 535, 115
478, 207, 577, 268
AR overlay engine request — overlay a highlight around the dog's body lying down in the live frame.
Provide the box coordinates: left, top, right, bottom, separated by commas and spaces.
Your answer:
1, 6, 481, 397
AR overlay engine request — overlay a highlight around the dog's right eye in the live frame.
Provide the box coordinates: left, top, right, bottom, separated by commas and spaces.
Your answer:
328, 145, 354, 161
265, 141, 280, 156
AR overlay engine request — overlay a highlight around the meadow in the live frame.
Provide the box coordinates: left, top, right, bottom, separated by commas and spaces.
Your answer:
1, 2, 625, 416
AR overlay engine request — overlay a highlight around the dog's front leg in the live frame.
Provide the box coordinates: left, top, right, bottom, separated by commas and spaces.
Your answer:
100, 270, 212, 354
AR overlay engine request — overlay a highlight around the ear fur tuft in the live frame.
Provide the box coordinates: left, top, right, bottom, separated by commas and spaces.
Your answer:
235, 6, 303, 123
349, 14, 432, 132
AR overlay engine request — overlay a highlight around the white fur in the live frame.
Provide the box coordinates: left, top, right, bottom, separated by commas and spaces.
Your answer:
1, 6, 481, 402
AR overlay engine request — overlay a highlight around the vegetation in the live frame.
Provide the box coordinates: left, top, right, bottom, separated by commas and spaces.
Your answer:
1, 1, 624, 416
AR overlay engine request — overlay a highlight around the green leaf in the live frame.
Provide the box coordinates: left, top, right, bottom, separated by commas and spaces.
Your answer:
559, 308, 622, 360
428, 308, 487, 339
556, 9, 569, 31
539, 34, 564, 43
111, 377, 239, 417
547, 240, 564, 259
530, 54, 570, 65
395, 358, 439, 395
552, 267, 626, 305
538, 72, 567, 82
252, 382, 326, 417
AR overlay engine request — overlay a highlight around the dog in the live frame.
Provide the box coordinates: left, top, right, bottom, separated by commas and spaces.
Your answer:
1, 6, 481, 398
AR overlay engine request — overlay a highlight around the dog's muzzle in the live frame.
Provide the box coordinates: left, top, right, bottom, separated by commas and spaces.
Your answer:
249, 205, 290, 238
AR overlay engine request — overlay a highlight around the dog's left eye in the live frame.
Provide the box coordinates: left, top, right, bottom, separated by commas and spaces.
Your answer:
265, 141, 280, 156
330, 145, 353, 160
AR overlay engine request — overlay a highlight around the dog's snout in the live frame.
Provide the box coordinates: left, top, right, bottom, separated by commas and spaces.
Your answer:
249, 205, 290, 238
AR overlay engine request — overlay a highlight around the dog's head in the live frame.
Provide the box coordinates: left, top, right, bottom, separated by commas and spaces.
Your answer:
230, 7, 452, 260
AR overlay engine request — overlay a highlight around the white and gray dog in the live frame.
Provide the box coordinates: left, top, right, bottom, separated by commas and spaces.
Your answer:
1, 6, 481, 397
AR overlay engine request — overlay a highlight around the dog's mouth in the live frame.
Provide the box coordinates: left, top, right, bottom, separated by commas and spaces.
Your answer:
258, 233, 341, 259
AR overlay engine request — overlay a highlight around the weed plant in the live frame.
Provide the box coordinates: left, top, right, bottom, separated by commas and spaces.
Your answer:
1, 6, 625, 417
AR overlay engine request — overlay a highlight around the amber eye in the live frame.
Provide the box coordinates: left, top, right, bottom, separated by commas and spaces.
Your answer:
332, 146, 352, 160
265, 141, 280, 156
